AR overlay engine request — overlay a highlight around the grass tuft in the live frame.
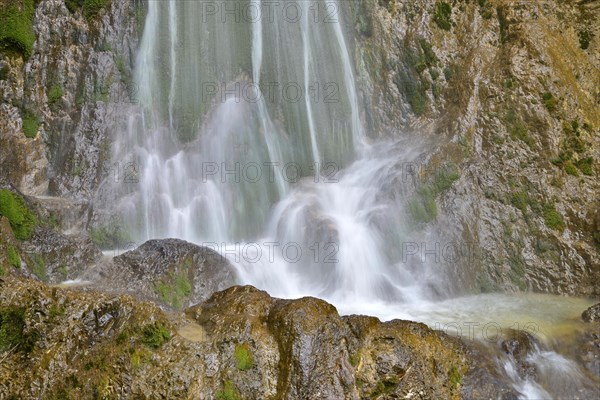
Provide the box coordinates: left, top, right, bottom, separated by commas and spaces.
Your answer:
234, 343, 254, 371
0, 189, 37, 240
141, 323, 171, 349
0, 0, 36, 58
433, 1, 452, 31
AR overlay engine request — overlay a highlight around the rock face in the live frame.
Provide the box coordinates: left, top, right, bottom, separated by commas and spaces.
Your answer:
19, 226, 102, 283
0, 185, 102, 282
83, 239, 237, 309
0, 276, 519, 399
582, 303, 600, 323
346, 0, 600, 296
0, 0, 139, 205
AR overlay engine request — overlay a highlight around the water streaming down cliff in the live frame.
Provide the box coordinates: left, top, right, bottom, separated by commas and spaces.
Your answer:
108, 1, 597, 398
112, 0, 438, 303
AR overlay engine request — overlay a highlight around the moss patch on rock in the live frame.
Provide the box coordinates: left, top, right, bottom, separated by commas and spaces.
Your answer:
21, 109, 39, 138
6, 245, 20, 268
408, 162, 460, 224
0, 305, 37, 353
0, 189, 37, 241
234, 343, 254, 371
0, 0, 36, 58
433, 1, 452, 31
65, 0, 111, 21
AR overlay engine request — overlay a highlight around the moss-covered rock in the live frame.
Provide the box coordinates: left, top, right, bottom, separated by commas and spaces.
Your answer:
0, 0, 36, 58
0, 188, 37, 240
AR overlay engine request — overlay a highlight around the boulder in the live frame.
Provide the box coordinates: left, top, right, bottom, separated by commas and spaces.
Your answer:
84, 238, 237, 309
0, 277, 524, 399
19, 227, 102, 283
582, 303, 600, 323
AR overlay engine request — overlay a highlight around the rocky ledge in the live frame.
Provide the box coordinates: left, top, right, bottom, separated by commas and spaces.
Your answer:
0, 275, 525, 400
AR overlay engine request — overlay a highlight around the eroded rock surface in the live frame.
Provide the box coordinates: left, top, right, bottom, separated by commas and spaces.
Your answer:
0, 277, 519, 399
83, 238, 237, 309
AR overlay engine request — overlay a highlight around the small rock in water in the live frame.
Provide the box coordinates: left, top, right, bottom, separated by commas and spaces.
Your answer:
582, 303, 600, 323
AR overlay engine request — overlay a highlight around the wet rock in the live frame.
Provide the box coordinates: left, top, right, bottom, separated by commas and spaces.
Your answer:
500, 329, 541, 380
188, 285, 516, 400
348, 0, 600, 297
84, 239, 237, 309
0, 0, 139, 216
582, 303, 600, 323
460, 342, 521, 400
19, 226, 102, 283
0, 277, 522, 399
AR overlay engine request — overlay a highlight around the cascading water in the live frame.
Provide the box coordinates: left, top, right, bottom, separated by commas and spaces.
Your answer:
105, 1, 598, 398
112, 0, 434, 303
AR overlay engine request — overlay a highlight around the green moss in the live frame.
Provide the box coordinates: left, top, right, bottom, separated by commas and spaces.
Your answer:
408, 186, 437, 224
349, 351, 361, 367
354, 0, 373, 36
216, 380, 241, 400
134, 0, 148, 35
408, 163, 460, 224
478, 0, 493, 19
575, 157, 593, 176
370, 376, 400, 398
0, 64, 9, 80
448, 366, 462, 387
115, 56, 131, 85
554, 122, 593, 176
507, 251, 527, 291
130, 347, 151, 368
7, 245, 20, 268
47, 84, 64, 106
89, 220, 131, 249
234, 343, 254, 371
22, 109, 39, 138
66, 0, 110, 20
543, 204, 565, 232
497, 6, 512, 44
542, 92, 557, 112
431, 163, 460, 193
154, 265, 192, 309
578, 30, 592, 50
394, 69, 428, 116
0, 306, 37, 353
506, 110, 534, 148
75, 84, 86, 108
419, 38, 438, 68
57, 264, 68, 279
32, 254, 48, 282
0, 189, 37, 240
93, 78, 110, 102
0, 0, 36, 58
433, 1, 452, 31
510, 191, 530, 213
141, 323, 170, 349
564, 161, 579, 176
49, 304, 65, 320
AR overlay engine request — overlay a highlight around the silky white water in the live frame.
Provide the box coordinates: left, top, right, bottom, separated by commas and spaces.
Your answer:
105, 1, 598, 398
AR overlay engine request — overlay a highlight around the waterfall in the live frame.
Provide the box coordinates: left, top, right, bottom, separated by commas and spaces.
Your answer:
104, 3, 597, 398
111, 0, 439, 303
114, 0, 362, 243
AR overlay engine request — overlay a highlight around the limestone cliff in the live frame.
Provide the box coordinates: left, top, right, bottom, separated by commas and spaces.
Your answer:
0, 0, 140, 200
349, 0, 599, 296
